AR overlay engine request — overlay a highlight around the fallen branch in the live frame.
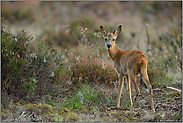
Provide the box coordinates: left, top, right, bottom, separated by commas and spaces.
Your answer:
166, 86, 182, 92
152, 85, 182, 93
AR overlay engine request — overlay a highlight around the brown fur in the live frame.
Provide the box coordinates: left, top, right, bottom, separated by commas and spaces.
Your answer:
100, 25, 155, 113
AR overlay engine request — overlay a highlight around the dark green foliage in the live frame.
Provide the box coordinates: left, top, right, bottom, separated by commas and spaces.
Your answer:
1, 19, 60, 101
22, 79, 37, 94
1, 20, 31, 96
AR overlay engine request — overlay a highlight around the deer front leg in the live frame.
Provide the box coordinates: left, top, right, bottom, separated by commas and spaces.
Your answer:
117, 73, 124, 107
127, 75, 133, 107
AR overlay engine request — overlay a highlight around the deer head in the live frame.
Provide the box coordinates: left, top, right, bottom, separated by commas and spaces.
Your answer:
100, 25, 122, 49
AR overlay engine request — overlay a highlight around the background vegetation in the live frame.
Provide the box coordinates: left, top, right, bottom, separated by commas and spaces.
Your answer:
1, 1, 182, 122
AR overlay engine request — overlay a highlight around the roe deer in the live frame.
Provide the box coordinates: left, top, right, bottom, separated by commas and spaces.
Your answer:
100, 25, 155, 113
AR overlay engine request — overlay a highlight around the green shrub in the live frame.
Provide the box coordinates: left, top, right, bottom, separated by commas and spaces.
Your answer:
1, 19, 32, 96
22, 78, 37, 95
1, 18, 62, 102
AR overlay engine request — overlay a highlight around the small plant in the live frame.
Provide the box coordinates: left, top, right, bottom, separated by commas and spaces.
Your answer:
64, 94, 83, 109
63, 83, 100, 109
123, 100, 132, 109
22, 79, 37, 95
76, 84, 99, 104
173, 114, 182, 121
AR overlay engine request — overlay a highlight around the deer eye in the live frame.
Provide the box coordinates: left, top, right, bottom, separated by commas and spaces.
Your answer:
105, 38, 107, 41
112, 39, 115, 41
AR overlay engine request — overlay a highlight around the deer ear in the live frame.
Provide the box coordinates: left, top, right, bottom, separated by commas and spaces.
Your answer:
113, 25, 122, 36
100, 26, 107, 36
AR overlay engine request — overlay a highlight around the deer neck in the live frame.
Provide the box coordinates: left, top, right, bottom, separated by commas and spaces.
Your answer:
108, 45, 119, 61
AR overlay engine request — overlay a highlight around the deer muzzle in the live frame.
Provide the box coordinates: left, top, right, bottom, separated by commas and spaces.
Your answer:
107, 44, 112, 49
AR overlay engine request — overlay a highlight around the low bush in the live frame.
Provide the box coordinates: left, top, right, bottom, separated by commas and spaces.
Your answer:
1, 19, 32, 96
1, 19, 62, 103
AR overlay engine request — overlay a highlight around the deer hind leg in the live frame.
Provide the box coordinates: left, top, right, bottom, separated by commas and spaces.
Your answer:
130, 73, 140, 111
132, 79, 140, 111
117, 73, 124, 107
141, 69, 155, 113
127, 75, 133, 107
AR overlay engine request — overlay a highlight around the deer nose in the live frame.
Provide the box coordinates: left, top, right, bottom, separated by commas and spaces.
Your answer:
107, 44, 112, 49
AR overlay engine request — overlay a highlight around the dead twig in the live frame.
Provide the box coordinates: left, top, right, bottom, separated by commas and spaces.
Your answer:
146, 23, 151, 53
152, 85, 182, 93
165, 87, 182, 92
